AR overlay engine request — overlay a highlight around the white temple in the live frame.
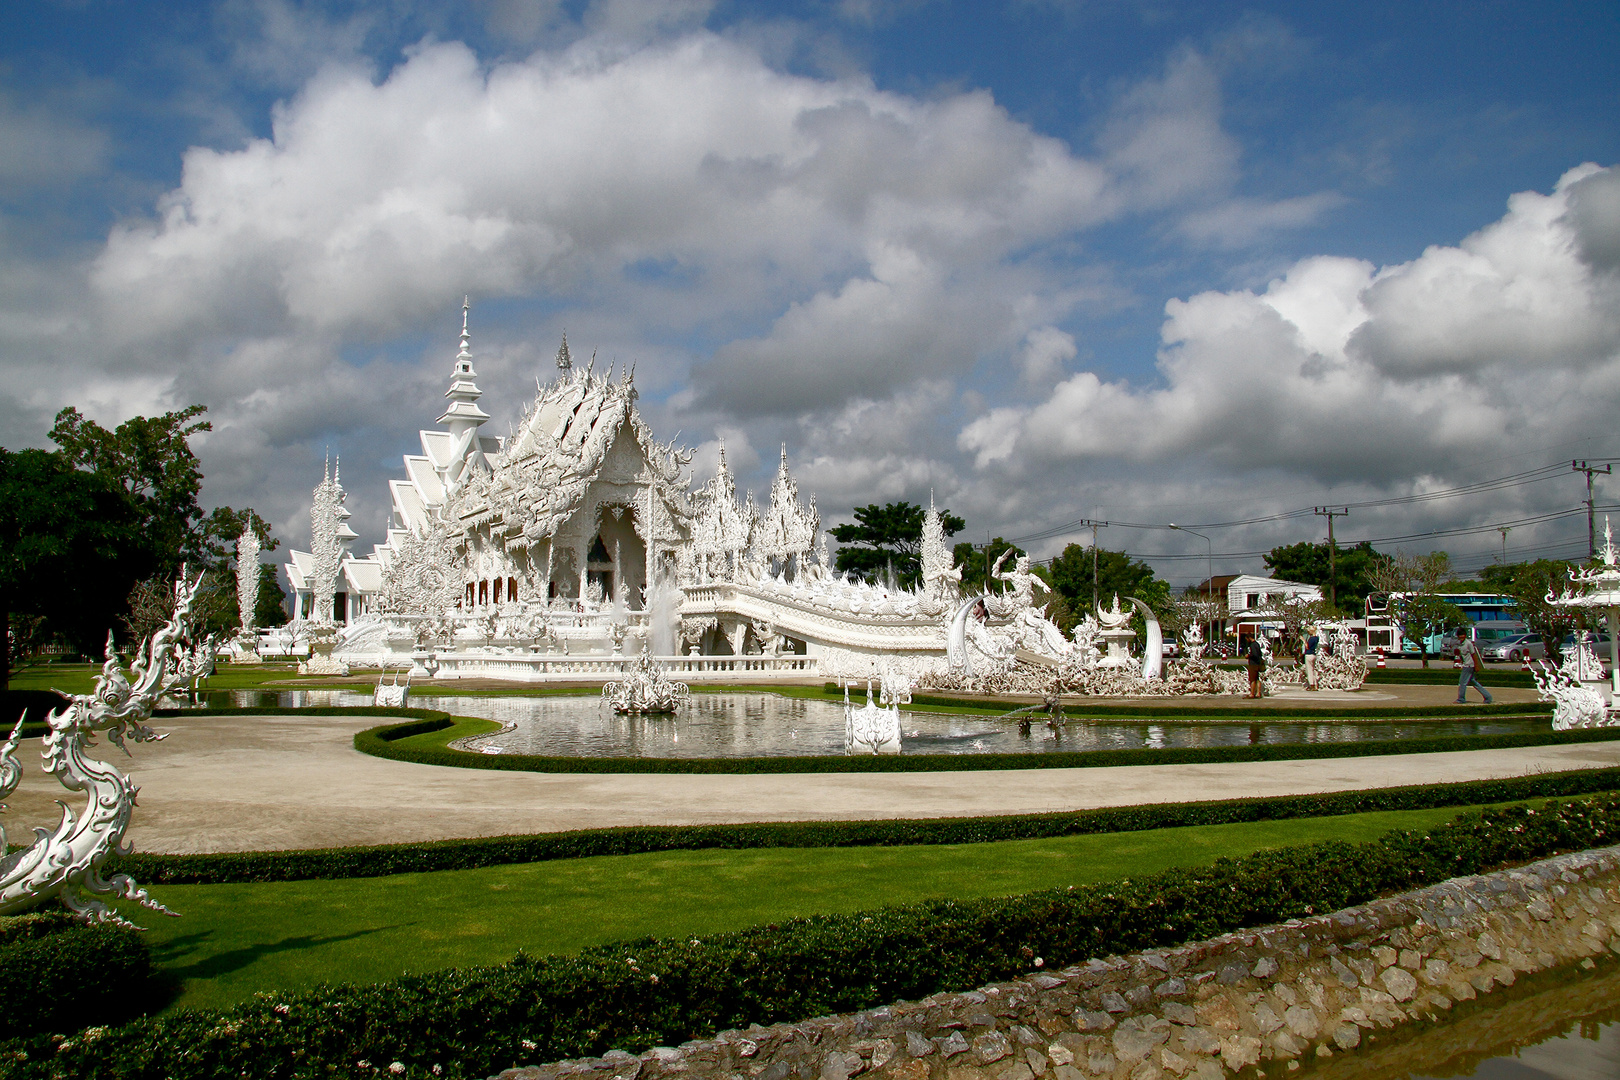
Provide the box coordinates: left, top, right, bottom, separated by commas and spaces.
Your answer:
277, 302, 1348, 696
281, 302, 986, 681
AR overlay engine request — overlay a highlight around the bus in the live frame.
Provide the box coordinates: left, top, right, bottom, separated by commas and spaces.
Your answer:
1365, 592, 1537, 657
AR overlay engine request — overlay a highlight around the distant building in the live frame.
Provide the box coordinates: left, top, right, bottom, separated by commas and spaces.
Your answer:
1221, 574, 1324, 643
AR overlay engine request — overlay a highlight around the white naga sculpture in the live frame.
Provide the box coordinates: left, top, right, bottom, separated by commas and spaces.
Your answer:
0, 572, 202, 926
602, 650, 691, 713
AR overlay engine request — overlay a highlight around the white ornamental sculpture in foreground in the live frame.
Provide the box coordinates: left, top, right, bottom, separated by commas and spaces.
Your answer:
0, 572, 202, 926
602, 651, 691, 713
843, 672, 908, 754
1541, 516, 1620, 730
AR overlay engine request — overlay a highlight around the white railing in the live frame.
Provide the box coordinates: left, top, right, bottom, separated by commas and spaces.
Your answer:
415, 653, 817, 682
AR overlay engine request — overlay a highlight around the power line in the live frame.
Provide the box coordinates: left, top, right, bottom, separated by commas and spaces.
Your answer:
1008, 462, 1577, 547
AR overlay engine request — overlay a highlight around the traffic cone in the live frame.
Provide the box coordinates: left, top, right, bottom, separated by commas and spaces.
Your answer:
1375, 649, 1386, 669
1521, 655, 1532, 673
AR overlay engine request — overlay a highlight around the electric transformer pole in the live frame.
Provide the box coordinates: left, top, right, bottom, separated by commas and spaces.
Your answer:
1573, 460, 1611, 559
1313, 506, 1349, 609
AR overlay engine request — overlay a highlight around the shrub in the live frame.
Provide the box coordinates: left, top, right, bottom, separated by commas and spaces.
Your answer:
8, 796, 1620, 1080
0, 912, 154, 1040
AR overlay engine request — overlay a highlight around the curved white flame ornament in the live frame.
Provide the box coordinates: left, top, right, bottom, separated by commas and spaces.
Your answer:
0, 571, 203, 927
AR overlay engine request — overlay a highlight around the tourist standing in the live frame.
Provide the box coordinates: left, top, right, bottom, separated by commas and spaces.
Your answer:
1303, 626, 1320, 691
1245, 637, 1266, 698
1455, 636, 1494, 704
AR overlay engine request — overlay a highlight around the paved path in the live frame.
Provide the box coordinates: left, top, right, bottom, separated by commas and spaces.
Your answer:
5, 709, 1612, 854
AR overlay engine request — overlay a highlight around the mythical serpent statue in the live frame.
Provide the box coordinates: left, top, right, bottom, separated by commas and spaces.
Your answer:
0, 570, 203, 927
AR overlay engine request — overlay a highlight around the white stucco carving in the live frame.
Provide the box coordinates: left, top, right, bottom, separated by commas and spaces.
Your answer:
0, 573, 202, 926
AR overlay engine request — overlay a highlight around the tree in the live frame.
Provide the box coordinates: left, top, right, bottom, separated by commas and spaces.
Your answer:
1033, 543, 1170, 633
1264, 540, 1389, 617
832, 502, 963, 589
1369, 551, 1467, 667
953, 538, 1024, 595
2, 406, 278, 687
49, 405, 263, 577
1477, 559, 1582, 655
0, 448, 144, 689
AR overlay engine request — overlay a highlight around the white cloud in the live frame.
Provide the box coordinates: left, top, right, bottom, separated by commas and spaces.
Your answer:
959, 165, 1620, 487
1016, 326, 1077, 387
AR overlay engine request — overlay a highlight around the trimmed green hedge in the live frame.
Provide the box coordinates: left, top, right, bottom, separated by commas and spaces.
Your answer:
0, 912, 154, 1040
109, 766, 1620, 885
10, 796, 1620, 1080
357, 713, 1601, 776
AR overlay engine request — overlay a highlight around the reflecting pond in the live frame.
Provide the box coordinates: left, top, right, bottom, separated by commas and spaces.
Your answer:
197, 689, 1550, 758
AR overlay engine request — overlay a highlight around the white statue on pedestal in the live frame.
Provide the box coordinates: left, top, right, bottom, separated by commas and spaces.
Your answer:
230, 528, 263, 664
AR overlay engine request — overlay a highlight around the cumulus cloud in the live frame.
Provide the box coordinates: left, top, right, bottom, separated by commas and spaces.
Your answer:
959, 164, 1620, 488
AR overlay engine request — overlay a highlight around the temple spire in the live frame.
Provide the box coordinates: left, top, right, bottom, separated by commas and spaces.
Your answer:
556, 333, 572, 372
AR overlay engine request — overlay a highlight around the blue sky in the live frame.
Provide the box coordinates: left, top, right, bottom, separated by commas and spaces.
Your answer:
2, 0, 1618, 585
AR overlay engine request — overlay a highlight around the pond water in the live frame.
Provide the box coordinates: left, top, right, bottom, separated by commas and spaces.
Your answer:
1293, 958, 1620, 1080
198, 689, 1549, 758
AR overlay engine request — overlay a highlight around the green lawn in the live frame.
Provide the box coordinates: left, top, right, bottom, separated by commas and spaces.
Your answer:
123, 801, 1523, 1014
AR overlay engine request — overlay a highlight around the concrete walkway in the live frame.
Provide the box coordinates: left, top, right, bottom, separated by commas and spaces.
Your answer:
5, 709, 1614, 854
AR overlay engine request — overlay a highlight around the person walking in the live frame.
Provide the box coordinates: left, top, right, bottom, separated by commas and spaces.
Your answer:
1245, 636, 1266, 698
1455, 635, 1494, 704
1303, 626, 1320, 690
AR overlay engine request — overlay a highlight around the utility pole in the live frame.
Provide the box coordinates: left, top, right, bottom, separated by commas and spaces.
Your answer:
1573, 460, 1611, 559
1078, 519, 1106, 614
1313, 507, 1349, 609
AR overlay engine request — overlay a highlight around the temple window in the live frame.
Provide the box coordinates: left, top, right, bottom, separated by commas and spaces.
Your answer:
492, 578, 503, 604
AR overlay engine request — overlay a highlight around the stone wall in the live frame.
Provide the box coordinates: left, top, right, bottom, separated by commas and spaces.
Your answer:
494, 845, 1620, 1080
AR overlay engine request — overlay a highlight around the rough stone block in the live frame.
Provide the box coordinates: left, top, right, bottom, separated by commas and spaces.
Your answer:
1023, 1049, 1048, 1076
993, 1065, 1032, 1080
905, 1032, 934, 1059
1160, 1003, 1196, 1027
1330, 1024, 1360, 1051
1218, 1035, 1261, 1072
1251, 957, 1279, 979
1378, 966, 1418, 1002
1111, 1027, 1166, 1065
1099, 993, 1129, 1014
1083, 1051, 1115, 1077
1420, 959, 1452, 986
888, 1061, 929, 1080
1282, 1006, 1319, 1041
1051, 1067, 1084, 1080
1189, 1061, 1222, 1080
1176, 1029, 1220, 1058
973, 1034, 1012, 1066
1155, 1048, 1189, 1077
1192, 997, 1239, 1032
1370, 946, 1398, 968
938, 1033, 970, 1058
820, 1051, 864, 1080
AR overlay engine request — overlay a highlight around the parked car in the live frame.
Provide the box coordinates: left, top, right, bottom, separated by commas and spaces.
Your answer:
1484, 634, 1546, 662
